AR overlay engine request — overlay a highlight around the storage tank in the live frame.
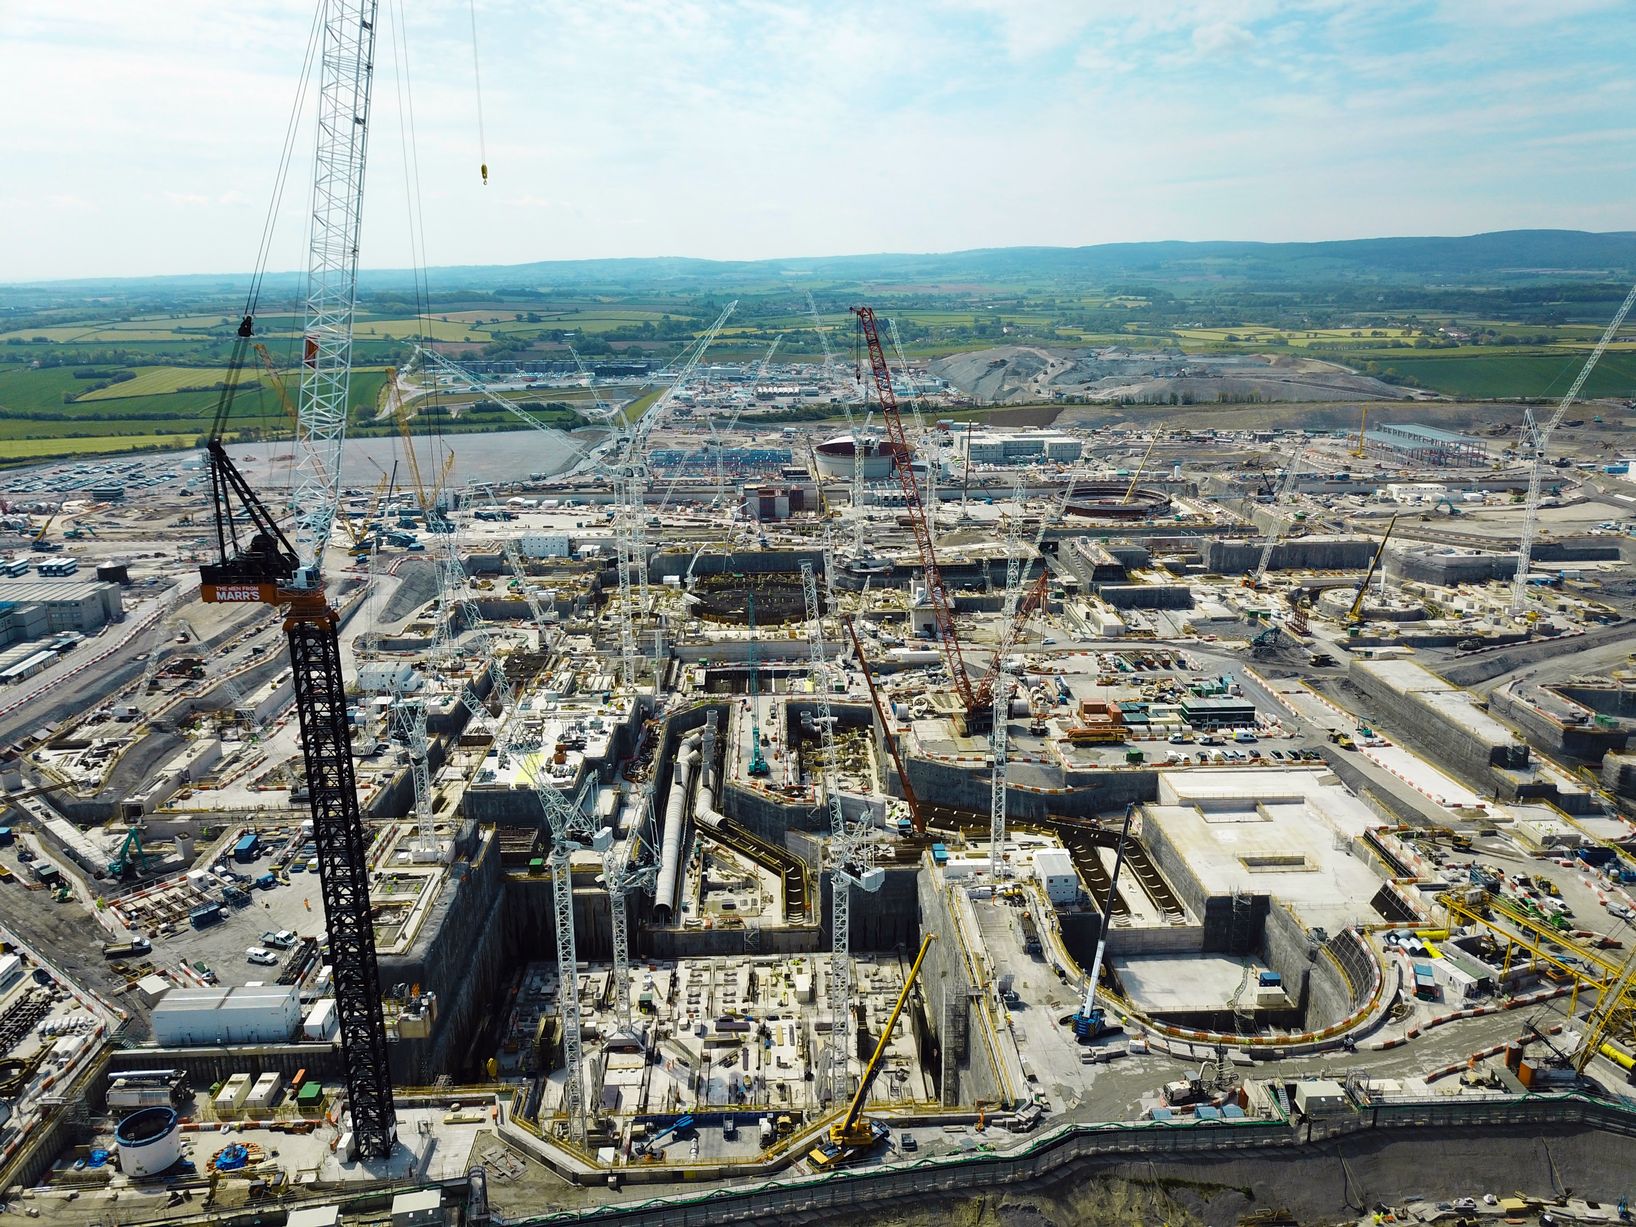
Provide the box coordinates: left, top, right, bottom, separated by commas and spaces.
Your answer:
115, 1106, 182, 1178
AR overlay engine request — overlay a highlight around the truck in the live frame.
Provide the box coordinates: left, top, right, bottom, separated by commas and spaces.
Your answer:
107, 1070, 191, 1109
102, 938, 152, 960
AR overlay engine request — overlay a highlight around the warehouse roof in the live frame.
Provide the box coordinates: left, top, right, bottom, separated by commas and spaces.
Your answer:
154, 985, 298, 1013
0, 580, 113, 603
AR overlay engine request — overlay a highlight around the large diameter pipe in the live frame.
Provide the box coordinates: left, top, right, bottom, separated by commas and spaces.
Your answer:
653, 736, 700, 918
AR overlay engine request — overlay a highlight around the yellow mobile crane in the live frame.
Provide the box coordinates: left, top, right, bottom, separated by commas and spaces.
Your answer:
390, 376, 455, 532
808, 933, 936, 1171
1577, 943, 1636, 1078
1345, 515, 1398, 623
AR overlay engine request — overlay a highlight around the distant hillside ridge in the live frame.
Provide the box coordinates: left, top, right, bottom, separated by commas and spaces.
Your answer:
11, 229, 1636, 294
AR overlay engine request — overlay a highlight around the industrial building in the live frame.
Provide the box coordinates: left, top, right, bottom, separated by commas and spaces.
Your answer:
0, 579, 122, 638
1362, 422, 1489, 467
955, 428, 1083, 464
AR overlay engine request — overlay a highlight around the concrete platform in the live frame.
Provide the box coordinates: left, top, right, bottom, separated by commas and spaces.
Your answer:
1112, 952, 1256, 1012
1151, 768, 1384, 932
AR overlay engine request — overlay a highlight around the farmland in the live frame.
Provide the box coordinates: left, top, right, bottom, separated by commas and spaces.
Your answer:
3, 234, 1636, 465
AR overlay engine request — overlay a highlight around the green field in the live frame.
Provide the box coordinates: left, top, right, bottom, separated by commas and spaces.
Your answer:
1312, 349, 1636, 399
76, 365, 250, 400
0, 363, 390, 458
0, 433, 196, 462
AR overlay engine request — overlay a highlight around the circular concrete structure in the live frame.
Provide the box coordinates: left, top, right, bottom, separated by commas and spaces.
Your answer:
813, 434, 910, 480
115, 1106, 181, 1178
1061, 483, 1171, 520
1316, 588, 1427, 622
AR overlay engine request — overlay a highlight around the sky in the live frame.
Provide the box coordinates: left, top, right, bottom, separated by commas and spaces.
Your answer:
3, 0, 1634, 282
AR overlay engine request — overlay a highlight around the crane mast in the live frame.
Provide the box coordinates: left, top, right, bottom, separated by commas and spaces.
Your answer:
1248, 442, 1307, 589
1509, 281, 1636, 615
198, 0, 394, 1159
802, 561, 878, 1106
290, 0, 380, 572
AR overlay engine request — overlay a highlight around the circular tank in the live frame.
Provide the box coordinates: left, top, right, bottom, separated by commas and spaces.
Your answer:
1060, 482, 1171, 520
1316, 588, 1426, 622
813, 434, 910, 480
115, 1106, 181, 1178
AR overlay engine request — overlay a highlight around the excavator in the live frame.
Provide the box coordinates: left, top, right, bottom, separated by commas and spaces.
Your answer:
807, 933, 936, 1171
108, 826, 153, 879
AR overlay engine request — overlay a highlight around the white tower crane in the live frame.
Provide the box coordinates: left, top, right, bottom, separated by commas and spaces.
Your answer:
390, 685, 438, 859
607, 303, 736, 685
1509, 282, 1636, 615
989, 667, 1010, 878
801, 560, 881, 1105
601, 779, 658, 1040
523, 770, 608, 1142
806, 291, 836, 383
1249, 442, 1308, 589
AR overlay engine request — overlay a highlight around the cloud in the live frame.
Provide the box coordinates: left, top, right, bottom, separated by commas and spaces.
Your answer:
1, 0, 1634, 280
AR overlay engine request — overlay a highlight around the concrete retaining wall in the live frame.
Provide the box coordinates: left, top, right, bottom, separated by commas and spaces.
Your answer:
383, 831, 508, 1084
1491, 687, 1629, 762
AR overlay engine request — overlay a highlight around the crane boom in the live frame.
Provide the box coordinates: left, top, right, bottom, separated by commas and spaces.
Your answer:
842, 616, 924, 833
1249, 442, 1307, 587
853, 306, 982, 720
1510, 281, 1636, 614
810, 932, 935, 1168
1346, 515, 1398, 623
289, 0, 380, 574
1075, 804, 1133, 1040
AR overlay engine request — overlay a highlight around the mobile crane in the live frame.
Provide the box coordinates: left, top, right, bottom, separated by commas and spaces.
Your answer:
1345, 515, 1398, 624
807, 933, 936, 1170
1073, 803, 1134, 1042
196, 0, 395, 1159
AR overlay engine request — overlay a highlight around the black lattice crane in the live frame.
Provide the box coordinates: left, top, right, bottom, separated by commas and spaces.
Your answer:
199, 0, 395, 1159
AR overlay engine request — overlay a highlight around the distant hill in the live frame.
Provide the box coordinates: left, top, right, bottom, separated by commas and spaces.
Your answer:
10, 230, 1636, 296
430, 230, 1636, 292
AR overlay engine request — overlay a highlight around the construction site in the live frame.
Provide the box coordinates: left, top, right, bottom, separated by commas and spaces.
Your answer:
4, 8, 1636, 1227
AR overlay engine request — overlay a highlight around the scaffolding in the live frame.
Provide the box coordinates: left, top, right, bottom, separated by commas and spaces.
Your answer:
1362, 423, 1488, 468
1229, 889, 1255, 956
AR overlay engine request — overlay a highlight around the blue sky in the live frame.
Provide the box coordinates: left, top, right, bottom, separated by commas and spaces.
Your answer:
3, 0, 1633, 281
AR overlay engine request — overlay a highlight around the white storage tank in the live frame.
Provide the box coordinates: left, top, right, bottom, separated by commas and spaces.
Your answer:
115, 1106, 182, 1178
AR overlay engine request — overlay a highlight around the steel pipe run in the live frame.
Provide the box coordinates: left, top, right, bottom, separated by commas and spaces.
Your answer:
694, 750, 728, 830
652, 735, 700, 921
